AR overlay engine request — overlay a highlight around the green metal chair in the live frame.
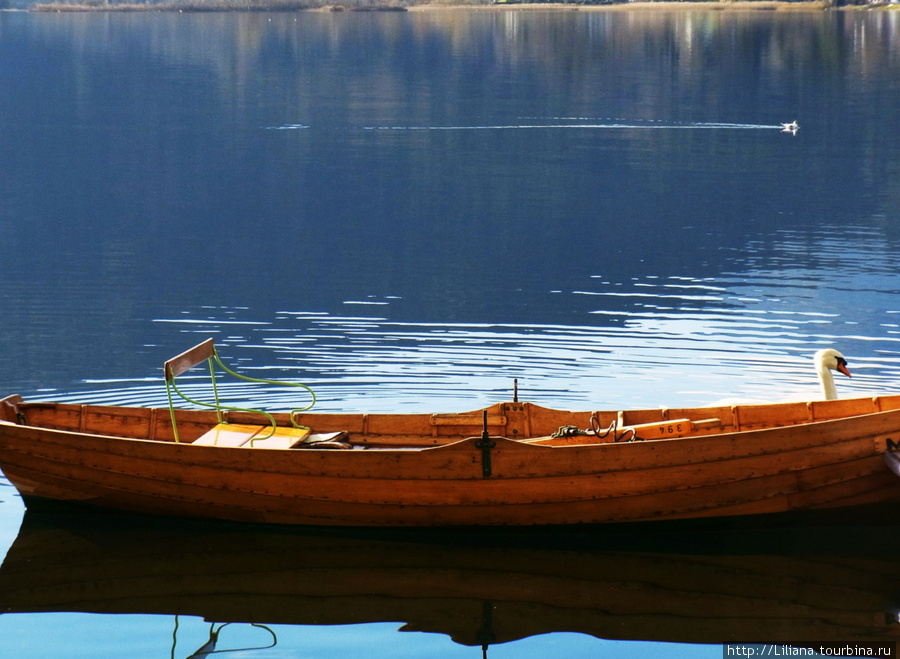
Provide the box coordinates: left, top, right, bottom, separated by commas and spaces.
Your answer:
164, 338, 315, 444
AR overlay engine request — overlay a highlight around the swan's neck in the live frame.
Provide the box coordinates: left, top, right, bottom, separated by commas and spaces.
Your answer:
818, 366, 837, 400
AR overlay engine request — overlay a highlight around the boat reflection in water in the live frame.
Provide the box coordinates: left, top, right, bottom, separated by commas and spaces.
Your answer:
179, 620, 277, 659
0, 508, 898, 653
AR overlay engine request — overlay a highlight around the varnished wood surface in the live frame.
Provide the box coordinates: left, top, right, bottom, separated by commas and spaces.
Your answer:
1, 395, 900, 526
163, 338, 215, 381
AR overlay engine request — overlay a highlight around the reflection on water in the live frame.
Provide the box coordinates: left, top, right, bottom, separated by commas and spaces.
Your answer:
15, 213, 900, 413
43, 234, 900, 413
176, 621, 277, 659
353, 120, 787, 132
1, 509, 898, 654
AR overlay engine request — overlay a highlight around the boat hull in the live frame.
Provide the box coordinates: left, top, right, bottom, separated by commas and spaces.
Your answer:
2, 396, 900, 527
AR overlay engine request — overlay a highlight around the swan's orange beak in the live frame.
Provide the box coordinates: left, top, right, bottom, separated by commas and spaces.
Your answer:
837, 360, 851, 378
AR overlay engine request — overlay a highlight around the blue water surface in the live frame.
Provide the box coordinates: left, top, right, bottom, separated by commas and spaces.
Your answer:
0, 7, 899, 657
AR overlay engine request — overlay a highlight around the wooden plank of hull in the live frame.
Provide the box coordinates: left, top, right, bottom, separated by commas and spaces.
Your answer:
0, 434, 892, 510
3, 413, 900, 526
21, 443, 886, 513
5, 421, 886, 502
23, 402, 900, 476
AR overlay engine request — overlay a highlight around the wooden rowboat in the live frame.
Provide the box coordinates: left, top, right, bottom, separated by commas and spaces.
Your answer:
1, 339, 900, 527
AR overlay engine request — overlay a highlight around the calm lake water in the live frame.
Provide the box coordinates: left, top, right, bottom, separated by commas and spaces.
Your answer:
1, 7, 899, 657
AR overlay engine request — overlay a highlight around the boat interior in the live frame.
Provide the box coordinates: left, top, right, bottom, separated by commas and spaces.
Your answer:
2, 337, 900, 451
4, 393, 900, 454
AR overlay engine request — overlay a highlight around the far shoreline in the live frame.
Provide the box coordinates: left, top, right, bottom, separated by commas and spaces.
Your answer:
21, 0, 898, 12
406, 1, 837, 11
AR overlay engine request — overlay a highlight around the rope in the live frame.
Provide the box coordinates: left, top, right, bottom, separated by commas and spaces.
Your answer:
550, 425, 587, 438
591, 415, 637, 443
550, 418, 638, 442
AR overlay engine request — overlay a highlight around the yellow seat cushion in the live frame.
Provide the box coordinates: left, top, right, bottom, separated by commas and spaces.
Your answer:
192, 423, 311, 448
193, 424, 264, 447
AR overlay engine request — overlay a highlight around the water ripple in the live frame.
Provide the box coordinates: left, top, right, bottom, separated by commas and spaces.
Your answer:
44, 302, 900, 414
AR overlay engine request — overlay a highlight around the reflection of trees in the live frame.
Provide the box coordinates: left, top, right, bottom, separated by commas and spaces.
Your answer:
16, 10, 899, 284
17, 10, 900, 185
27, 10, 899, 125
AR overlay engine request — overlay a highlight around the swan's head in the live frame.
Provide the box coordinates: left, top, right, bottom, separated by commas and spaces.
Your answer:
815, 349, 851, 379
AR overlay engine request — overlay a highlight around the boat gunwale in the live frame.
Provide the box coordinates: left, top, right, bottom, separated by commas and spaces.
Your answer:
2, 397, 899, 470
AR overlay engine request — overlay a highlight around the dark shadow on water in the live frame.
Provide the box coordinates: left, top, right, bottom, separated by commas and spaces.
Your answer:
2, 502, 899, 646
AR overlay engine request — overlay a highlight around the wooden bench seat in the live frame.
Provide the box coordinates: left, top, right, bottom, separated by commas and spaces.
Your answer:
193, 423, 311, 448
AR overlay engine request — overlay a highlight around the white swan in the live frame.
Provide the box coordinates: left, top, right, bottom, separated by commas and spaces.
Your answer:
815, 348, 851, 400
709, 348, 852, 407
